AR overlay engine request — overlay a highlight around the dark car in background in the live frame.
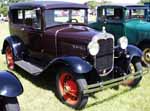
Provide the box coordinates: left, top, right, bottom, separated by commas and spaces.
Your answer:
2, 1, 144, 109
89, 4, 150, 66
0, 71, 23, 111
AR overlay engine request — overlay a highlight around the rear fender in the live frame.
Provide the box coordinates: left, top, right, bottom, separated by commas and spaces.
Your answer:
0, 71, 23, 97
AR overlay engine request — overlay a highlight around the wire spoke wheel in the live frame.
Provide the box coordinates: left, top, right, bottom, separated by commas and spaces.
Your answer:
59, 73, 79, 105
56, 68, 88, 109
5, 46, 14, 70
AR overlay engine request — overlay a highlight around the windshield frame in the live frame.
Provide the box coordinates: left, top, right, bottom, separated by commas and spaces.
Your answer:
125, 7, 147, 20
43, 8, 88, 29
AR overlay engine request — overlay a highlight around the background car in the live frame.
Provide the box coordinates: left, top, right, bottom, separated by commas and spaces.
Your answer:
0, 71, 23, 111
89, 4, 150, 66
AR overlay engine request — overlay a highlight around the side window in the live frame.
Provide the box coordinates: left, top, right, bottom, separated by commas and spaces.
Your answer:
11, 10, 23, 24
24, 9, 41, 29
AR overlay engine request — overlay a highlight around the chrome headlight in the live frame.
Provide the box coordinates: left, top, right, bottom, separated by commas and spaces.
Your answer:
88, 41, 100, 56
118, 36, 128, 49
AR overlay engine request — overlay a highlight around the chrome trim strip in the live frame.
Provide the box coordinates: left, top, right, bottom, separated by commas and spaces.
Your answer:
55, 25, 73, 56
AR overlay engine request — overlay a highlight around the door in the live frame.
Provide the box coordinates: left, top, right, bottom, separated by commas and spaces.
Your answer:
23, 9, 43, 58
9, 9, 25, 40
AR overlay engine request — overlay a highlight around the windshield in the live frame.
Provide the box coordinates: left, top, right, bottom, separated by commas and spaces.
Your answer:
125, 8, 145, 20
44, 9, 87, 28
98, 8, 124, 22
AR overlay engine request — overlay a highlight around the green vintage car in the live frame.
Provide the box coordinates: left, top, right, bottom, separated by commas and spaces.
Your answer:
89, 4, 150, 66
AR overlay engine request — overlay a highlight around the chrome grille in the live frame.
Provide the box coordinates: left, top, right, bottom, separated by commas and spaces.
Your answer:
95, 38, 114, 72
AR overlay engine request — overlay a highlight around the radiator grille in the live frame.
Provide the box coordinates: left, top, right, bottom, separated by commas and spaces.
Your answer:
95, 38, 114, 72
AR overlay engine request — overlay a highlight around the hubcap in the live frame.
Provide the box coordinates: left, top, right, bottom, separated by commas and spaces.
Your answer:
58, 72, 79, 105
6, 47, 14, 70
143, 48, 150, 65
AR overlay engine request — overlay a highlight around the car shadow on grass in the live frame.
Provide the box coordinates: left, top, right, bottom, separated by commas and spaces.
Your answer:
13, 66, 57, 92
13, 65, 140, 110
86, 86, 139, 109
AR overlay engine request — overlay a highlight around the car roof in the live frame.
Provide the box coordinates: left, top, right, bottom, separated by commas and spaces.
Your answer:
98, 4, 147, 9
9, 1, 88, 10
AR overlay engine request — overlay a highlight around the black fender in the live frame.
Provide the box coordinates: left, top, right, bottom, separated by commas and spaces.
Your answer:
1, 36, 27, 60
45, 56, 93, 74
127, 45, 143, 61
0, 71, 23, 97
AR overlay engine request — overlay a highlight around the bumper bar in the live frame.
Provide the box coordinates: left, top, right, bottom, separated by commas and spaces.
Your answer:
83, 69, 149, 94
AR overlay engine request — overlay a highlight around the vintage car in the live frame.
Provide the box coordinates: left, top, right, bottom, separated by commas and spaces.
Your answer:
0, 71, 23, 111
89, 4, 150, 66
2, 1, 143, 109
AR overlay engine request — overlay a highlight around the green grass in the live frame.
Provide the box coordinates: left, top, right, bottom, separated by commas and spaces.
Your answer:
0, 22, 150, 111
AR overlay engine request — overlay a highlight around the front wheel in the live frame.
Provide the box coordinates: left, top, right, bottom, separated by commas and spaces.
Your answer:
123, 59, 142, 87
0, 97, 20, 111
56, 68, 88, 109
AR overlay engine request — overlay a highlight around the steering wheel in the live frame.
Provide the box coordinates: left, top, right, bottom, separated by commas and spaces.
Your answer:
67, 19, 78, 23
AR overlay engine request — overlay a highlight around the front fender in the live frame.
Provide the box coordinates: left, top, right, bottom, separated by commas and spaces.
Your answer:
46, 56, 93, 74
0, 71, 23, 97
127, 45, 143, 60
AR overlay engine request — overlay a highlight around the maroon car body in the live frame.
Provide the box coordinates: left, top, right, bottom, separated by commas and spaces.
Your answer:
2, 1, 143, 109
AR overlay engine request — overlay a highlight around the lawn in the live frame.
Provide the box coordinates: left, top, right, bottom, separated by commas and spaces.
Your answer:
0, 22, 150, 111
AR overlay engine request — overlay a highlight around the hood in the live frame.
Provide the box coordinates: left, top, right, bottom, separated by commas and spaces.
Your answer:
125, 19, 150, 44
125, 19, 150, 31
45, 24, 101, 44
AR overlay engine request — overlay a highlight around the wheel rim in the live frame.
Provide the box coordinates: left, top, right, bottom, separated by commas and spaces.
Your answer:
6, 46, 14, 70
143, 48, 150, 65
58, 72, 79, 105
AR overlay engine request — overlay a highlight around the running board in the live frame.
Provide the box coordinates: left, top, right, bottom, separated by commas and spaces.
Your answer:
15, 60, 44, 76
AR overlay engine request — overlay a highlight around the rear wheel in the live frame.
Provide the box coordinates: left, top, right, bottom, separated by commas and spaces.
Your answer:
5, 46, 15, 70
0, 97, 20, 111
123, 59, 142, 87
56, 68, 88, 109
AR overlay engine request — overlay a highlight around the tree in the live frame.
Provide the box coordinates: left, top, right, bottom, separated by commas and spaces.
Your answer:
0, 0, 31, 16
140, 0, 150, 4
86, 0, 111, 10
86, 1, 100, 9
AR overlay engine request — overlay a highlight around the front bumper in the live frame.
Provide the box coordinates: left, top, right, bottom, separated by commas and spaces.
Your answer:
83, 69, 149, 94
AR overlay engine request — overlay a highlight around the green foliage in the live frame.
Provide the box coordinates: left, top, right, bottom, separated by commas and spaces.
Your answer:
0, 0, 31, 16
140, 0, 150, 4
86, 1, 100, 9
86, 0, 111, 9
0, 5, 7, 16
